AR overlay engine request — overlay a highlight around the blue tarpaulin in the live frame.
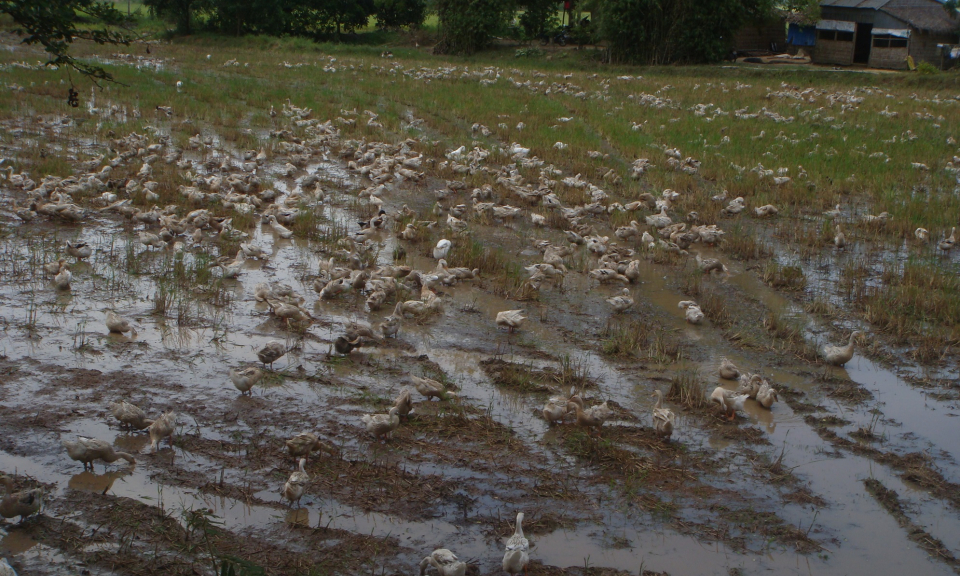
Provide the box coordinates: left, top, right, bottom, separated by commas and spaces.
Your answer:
788, 23, 816, 46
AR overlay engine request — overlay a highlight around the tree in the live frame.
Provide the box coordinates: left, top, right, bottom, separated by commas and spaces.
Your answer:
143, 0, 202, 35
0, 0, 130, 83
299, 0, 376, 39
517, 0, 559, 40
374, 0, 427, 29
434, 0, 515, 54
598, 0, 777, 64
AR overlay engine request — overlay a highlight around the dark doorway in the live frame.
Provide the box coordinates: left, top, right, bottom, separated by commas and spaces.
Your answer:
854, 23, 873, 64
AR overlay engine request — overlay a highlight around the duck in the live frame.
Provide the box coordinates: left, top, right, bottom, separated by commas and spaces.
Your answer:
267, 215, 294, 239
419, 548, 466, 576
821, 331, 862, 366
257, 341, 286, 368
334, 336, 363, 355
0, 476, 43, 523
834, 224, 846, 249
361, 406, 401, 442
105, 311, 136, 335
718, 358, 740, 380
53, 263, 72, 291
645, 207, 672, 229
239, 242, 269, 259
542, 393, 574, 425
285, 432, 336, 461
282, 458, 309, 507
215, 252, 245, 278
754, 204, 779, 217
915, 227, 930, 243
66, 241, 92, 260
148, 411, 177, 452
641, 231, 655, 249
413, 375, 456, 401
652, 390, 675, 441
695, 253, 727, 274
606, 288, 634, 313
63, 437, 136, 470
757, 382, 779, 409
736, 373, 763, 399
710, 387, 749, 420
138, 231, 166, 249
229, 367, 263, 395
823, 204, 842, 219
394, 388, 414, 418
433, 239, 452, 260
109, 400, 153, 430
43, 258, 66, 275
678, 300, 704, 325
496, 310, 526, 332
379, 304, 403, 338
938, 227, 956, 252
567, 400, 613, 436
502, 512, 530, 575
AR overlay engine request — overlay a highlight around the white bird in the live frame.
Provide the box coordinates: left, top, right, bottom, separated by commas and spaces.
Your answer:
282, 458, 309, 507
105, 311, 136, 335
418, 549, 466, 576
711, 387, 749, 420
496, 310, 526, 332
267, 215, 294, 239
502, 512, 530, 575
0, 558, 17, 576
54, 264, 72, 291
678, 300, 704, 324
821, 331, 862, 366
229, 367, 263, 396
915, 228, 929, 243
652, 389, 675, 440
606, 288, 634, 313
433, 239, 452, 260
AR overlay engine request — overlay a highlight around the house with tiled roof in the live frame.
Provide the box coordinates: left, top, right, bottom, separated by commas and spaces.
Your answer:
815, 0, 959, 68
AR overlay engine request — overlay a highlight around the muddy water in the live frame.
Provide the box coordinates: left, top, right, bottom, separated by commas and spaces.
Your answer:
2, 145, 960, 576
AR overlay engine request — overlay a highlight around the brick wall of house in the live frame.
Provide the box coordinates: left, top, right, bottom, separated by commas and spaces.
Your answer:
814, 39, 855, 65
869, 46, 909, 69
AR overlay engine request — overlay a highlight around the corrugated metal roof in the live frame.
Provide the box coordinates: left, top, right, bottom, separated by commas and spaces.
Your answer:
820, 0, 892, 8
883, 4, 959, 33
819, 0, 959, 34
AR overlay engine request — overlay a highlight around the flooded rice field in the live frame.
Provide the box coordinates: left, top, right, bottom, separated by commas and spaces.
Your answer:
1, 33, 960, 576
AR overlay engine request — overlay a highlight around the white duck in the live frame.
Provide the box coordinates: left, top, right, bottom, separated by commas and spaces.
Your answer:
267, 215, 294, 239
496, 310, 526, 332
282, 458, 309, 507
433, 238, 452, 260
148, 411, 177, 452
361, 406, 401, 442
821, 331, 862, 366
718, 358, 740, 380
229, 367, 263, 395
53, 263, 72, 291
645, 206, 672, 229
502, 512, 530, 575
419, 549, 466, 576
652, 389, 675, 440
710, 387, 749, 420
606, 288, 634, 313
678, 300, 704, 324
66, 241, 93, 260
105, 311, 136, 335
757, 382, 779, 409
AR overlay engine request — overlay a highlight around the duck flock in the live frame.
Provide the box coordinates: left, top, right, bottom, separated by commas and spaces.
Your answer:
3, 57, 950, 574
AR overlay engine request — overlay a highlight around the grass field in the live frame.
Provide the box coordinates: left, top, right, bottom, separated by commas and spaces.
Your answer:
1, 21, 960, 576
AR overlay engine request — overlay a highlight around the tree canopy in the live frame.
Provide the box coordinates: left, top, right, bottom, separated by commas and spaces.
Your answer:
0, 0, 131, 82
